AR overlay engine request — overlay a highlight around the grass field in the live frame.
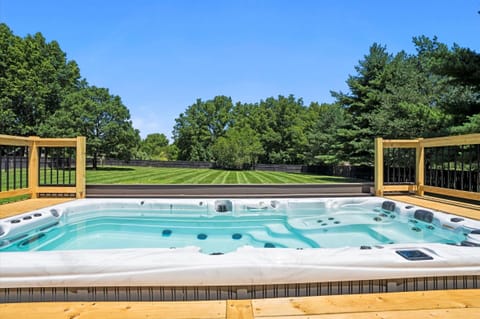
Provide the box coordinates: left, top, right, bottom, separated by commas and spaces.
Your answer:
0, 166, 358, 205
86, 166, 359, 184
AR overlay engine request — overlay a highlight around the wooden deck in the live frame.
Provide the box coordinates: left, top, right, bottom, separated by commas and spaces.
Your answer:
1, 289, 480, 318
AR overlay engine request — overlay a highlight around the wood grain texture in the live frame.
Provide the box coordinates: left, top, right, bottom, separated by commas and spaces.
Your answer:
227, 300, 254, 319
251, 289, 480, 317
1, 290, 479, 319
0, 301, 226, 319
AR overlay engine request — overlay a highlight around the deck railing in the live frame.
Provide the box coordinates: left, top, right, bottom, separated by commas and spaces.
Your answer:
0, 135, 86, 199
374, 133, 480, 202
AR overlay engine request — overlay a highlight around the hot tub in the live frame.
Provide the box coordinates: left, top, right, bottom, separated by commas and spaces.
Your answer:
1, 197, 479, 288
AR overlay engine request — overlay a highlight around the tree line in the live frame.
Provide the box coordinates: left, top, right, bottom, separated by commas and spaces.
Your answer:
1, 23, 479, 170
174, 37, 480, 167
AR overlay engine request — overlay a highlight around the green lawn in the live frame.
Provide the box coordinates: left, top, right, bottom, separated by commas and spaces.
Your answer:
0, 166, 358, 205
86, 166, 360, 184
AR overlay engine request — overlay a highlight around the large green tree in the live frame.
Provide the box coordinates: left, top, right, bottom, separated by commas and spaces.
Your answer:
139, 133, 173, 160
211, 124, 264, 169
438, 46, 480, 89
40, 84, 140, 168
173, 96, 233, 161
254, 95, 309, 164
412, 36, 478, 127
1, 23, 146, 166
370, 46, 451, 140
329, 38, 473, 165
0, 23, 80, 135
305, 103, 347, 165
331, 43, 392, 165
433, 43, 480, 131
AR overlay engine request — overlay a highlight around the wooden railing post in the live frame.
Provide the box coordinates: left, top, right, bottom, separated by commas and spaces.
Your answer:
76, 136, 86, 198
374, 137, 384, 196
28, 136, 39, 199
416, 138, 424, 196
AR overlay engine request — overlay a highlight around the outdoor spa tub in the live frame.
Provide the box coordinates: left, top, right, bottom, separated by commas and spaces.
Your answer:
1, 197, 479, 290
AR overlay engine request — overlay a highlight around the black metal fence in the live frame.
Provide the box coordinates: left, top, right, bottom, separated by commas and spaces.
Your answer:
0, 135, 84, 199
425, 144, 480, 192
38, 147, 77, 187
381, 145, 480, 193
0, 146, 29, 192
0, 145, 78, 193
383, 148, 416, 185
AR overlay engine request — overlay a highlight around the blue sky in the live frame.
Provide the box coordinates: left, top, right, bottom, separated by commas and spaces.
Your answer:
1, 1, 479, 139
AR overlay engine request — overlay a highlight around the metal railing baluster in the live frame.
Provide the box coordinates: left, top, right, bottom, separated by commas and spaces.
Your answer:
6, 147, 10, 191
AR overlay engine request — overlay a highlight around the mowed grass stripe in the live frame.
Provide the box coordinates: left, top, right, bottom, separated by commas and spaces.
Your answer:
140, 167, 207, 184
274, 172, 312, 183
270, 171, 315, 183
131, 168, 195, 184
220, 171, 230, 184
96, 168, 190, 184
190, 169, 221, 184
242, 171, 267, 184
144, 168, 203, 183
86, 168, 150, 183
253, 170, 290, 183
88, 170, 158, 184
160, 169, 211, 184
237, 171, 248, 184
85, 168, 145, 182
224, 171, 239, 184
86, 166, 357, 184
269, 171, 312, 183
269, 171, 319, 183
87, 167, 200, 184
133, 168, 209, 184
249, 171, 277, 183
211, 170, 228, 184
233, 171, 241, 184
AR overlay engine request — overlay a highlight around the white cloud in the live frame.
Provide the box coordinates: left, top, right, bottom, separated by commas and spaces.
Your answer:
131, 108, 176, 141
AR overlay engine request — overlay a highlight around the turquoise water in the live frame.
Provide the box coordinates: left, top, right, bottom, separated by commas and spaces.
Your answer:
1, 208, 466, 254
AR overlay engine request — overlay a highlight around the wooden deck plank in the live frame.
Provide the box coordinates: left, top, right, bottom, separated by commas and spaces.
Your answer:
262, 308, 480, 319
1, 290, 480, 319
0, 300, 227, 319
227, 300, 254, 319
0, 198, 74, 218
251, 289, 480, 317
385, 195, 479, 220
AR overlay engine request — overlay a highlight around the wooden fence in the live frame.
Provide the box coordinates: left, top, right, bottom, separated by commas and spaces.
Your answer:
374, 133, 480, 202
0, 135, 86, 199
